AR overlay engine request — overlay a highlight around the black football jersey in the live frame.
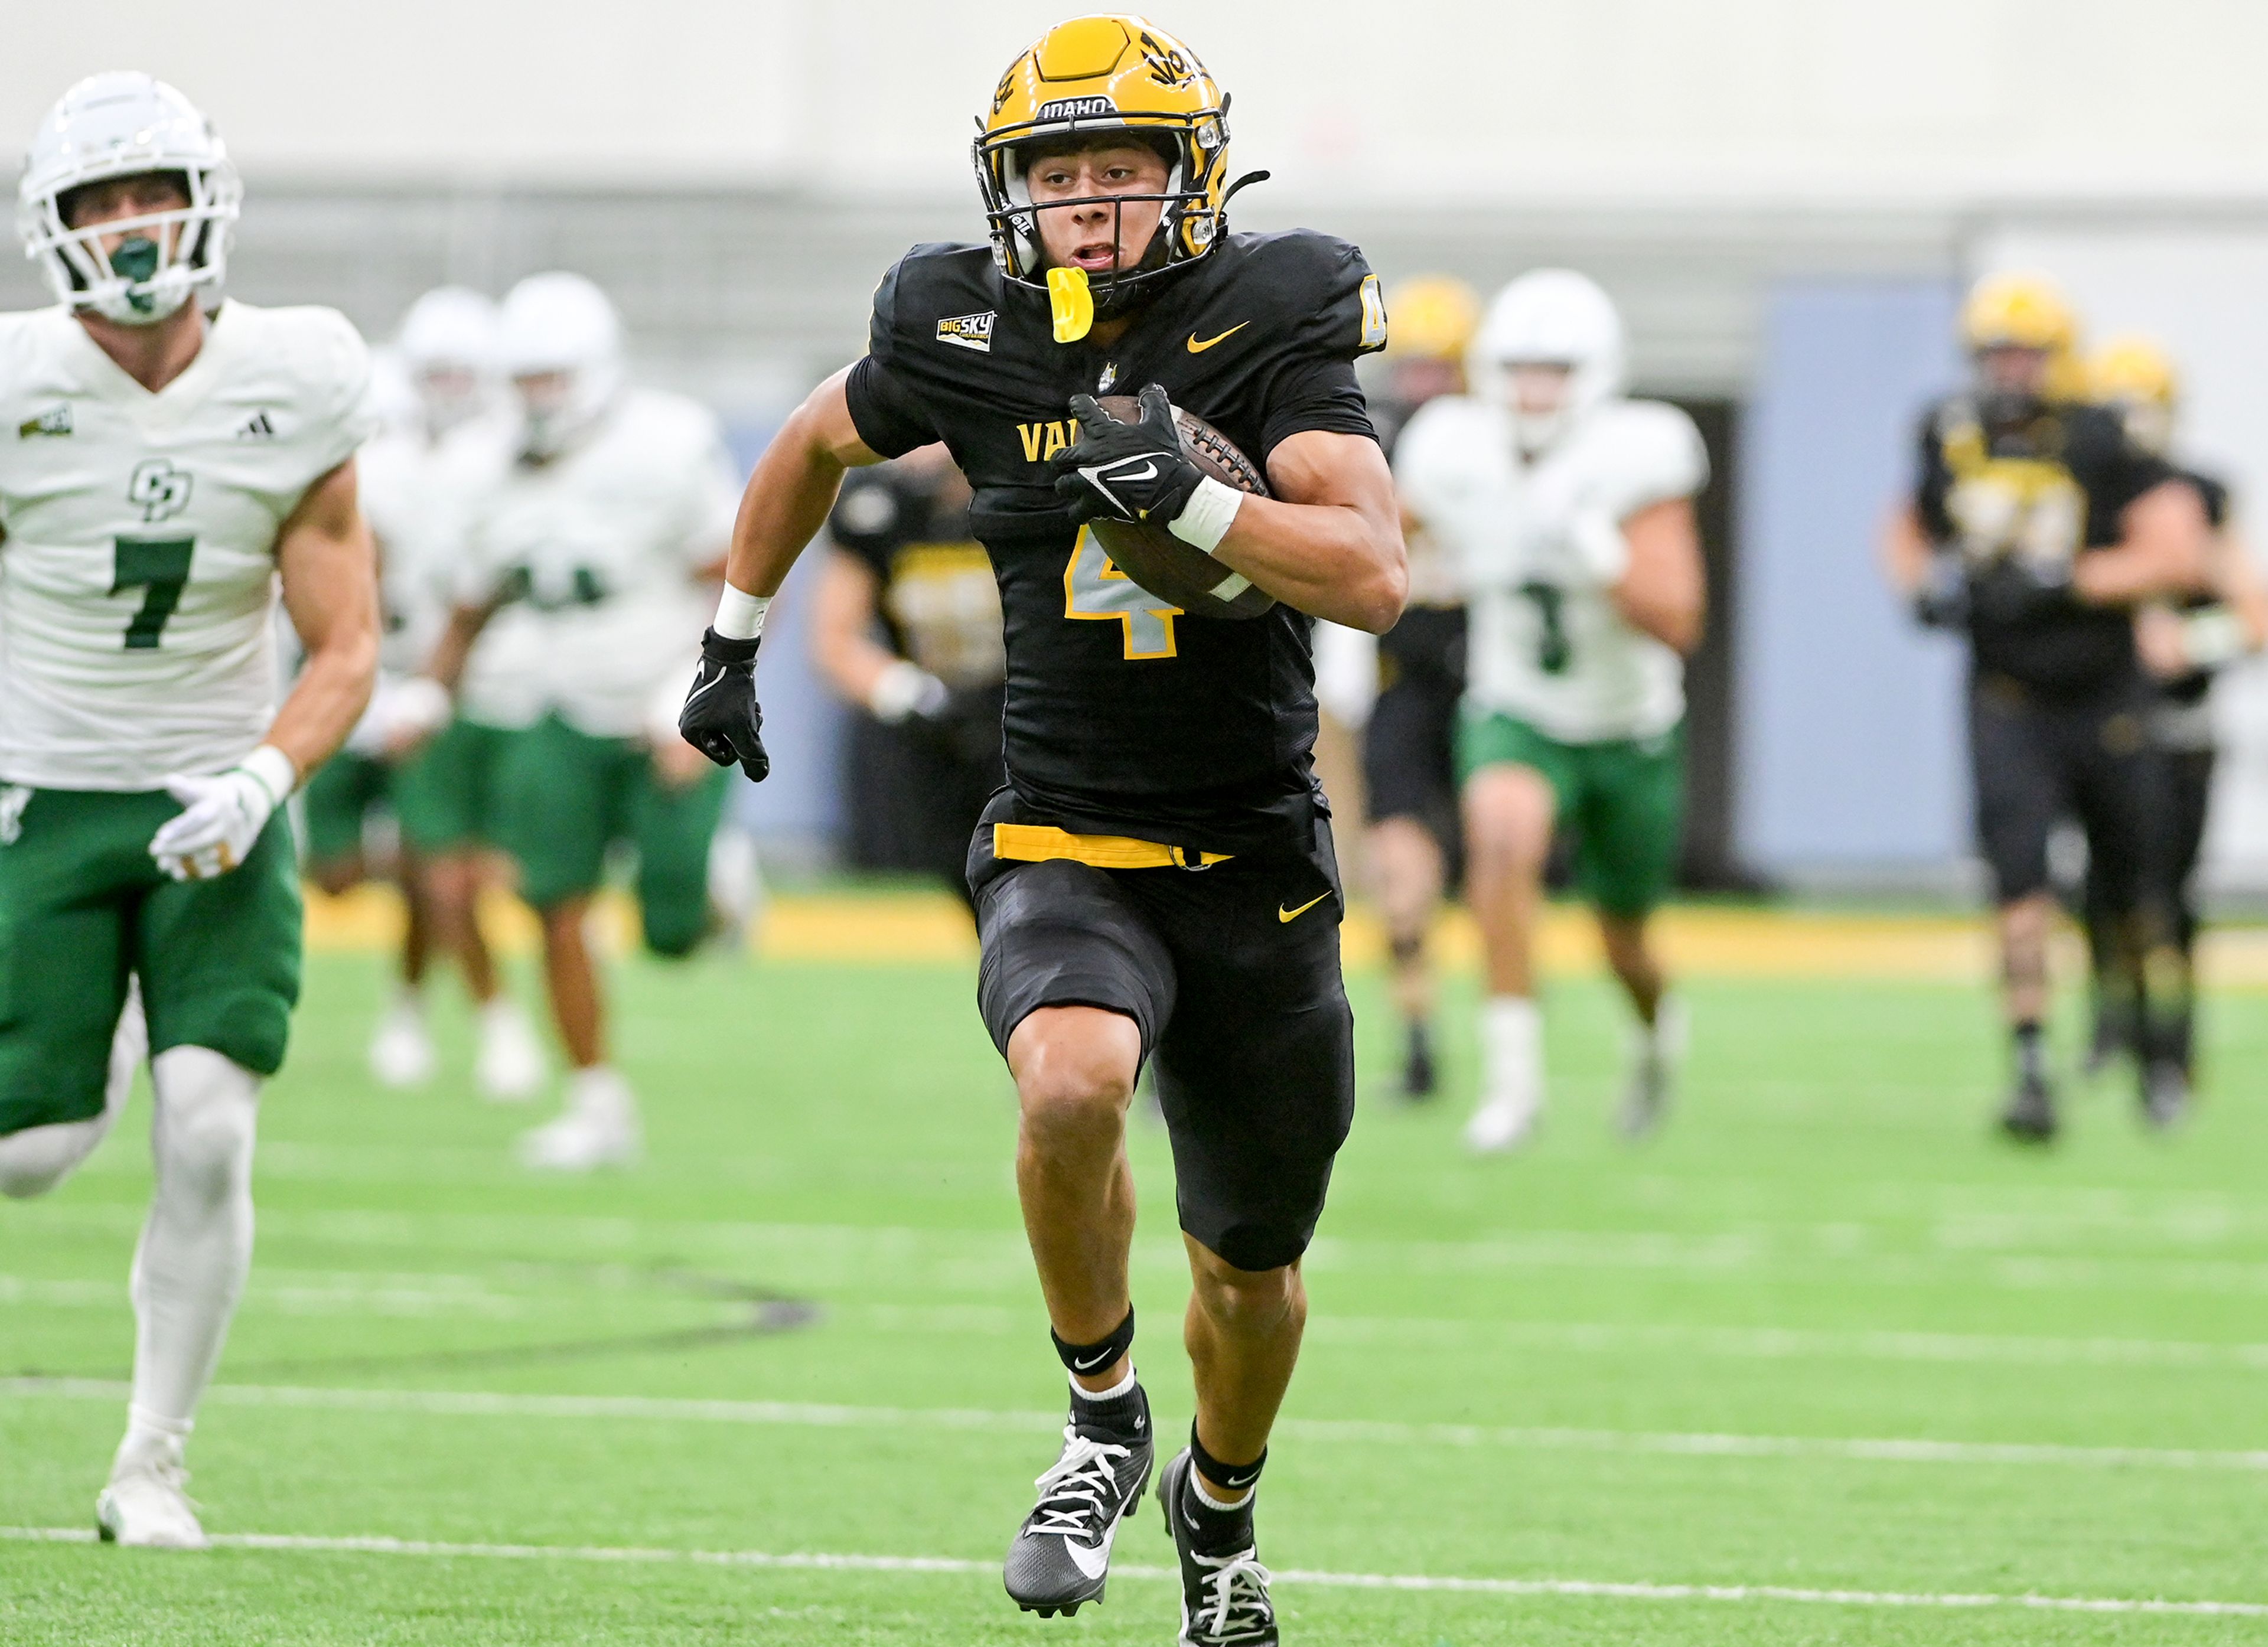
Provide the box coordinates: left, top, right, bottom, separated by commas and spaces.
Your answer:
844, 230, 1385, 853
827, 466, 1004, 691
1914, 394, 2174, 693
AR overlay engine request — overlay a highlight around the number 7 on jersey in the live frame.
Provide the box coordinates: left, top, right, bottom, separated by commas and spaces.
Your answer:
111, 535, 195, 650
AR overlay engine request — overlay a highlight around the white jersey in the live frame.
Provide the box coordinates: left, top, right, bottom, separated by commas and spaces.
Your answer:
1397, 395, 1706, 743
0, 301, 374, 790
357, 408, 542, 726
459, 389, 739, 739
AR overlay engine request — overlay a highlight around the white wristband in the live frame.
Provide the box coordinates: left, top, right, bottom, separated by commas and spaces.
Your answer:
868, 659, 947, 724
2182, 606, 2249, 669
1168, 475, 1244, 555
715, 583, 771, 641
240, 743, 301, 804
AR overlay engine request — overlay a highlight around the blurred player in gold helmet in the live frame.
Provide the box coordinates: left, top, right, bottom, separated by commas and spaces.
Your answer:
2076, 337, 2268, 1085
1882, 275, 2211, 1141
1315, 273, 1479, 1098
677, 16, 1406, 1639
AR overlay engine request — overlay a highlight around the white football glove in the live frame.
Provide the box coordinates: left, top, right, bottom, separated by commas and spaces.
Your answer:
149, 746, 298, 881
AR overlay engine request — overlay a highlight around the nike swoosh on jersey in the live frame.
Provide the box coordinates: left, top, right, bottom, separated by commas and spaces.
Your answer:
1187, 322, 1250, 354
1278, 892, 1329, 924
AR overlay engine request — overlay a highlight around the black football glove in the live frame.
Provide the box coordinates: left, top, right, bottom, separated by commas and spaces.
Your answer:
1051, 383, 1205, 526
678, 628, 770, 782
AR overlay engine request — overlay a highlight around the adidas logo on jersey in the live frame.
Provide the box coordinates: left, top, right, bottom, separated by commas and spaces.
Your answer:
936, 311, 996, 353
17, 405, 72, 439
236, 410, 279, 440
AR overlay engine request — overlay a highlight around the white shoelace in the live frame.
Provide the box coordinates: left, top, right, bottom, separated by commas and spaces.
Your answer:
1192, 1547, 1276, 1642
1028, 1426, 1132, 1538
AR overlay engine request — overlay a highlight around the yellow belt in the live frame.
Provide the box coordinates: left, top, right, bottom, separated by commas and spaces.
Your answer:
993, 823, 1233, 871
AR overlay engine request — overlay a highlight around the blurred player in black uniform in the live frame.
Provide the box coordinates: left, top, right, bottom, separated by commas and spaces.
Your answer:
2078, 338, 2268, 1080
1314, 275, 1478, 1098
676, 17, 1404, 1642
812, 445, 1005, 909
1882, 275, 2210, 1141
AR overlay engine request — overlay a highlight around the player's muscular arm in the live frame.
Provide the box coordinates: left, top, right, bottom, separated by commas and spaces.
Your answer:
271, 458, 380, 778
1217, 429, 1407, 633
425, 592, 504, 694
2073, 480, 2211, 606
725, 367, 885, 599
1611, 497, 1706, 654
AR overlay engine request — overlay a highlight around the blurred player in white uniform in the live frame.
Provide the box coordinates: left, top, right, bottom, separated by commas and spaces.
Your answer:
1397, 271, 1707, 1151
428, 273, 742, 1169
0, 74, 378, 1544
312, 289, 546, 1097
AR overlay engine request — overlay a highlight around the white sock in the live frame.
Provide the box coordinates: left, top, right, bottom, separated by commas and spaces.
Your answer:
480, 998, 528, 1033
0, 981, 142, 1200
1480, 996, 1543, 1108
125, 1046, 259, 1453
1189, 1471, 1252, 1512
1070, 1365, 1137, 1402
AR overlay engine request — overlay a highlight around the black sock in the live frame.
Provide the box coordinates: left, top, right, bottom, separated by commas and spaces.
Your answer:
2013, 1020, 2047, 1085
1068, 1374, 1148, 1442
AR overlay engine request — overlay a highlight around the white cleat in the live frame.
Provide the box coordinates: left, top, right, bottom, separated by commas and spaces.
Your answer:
96, 1459, 207, 1550
474, 1000, 547, 1103
517, 1069, 641, 1171
1618, 996, 1689, 1141
1463, 1089, 1541, 1154
367, 997, 436, 1088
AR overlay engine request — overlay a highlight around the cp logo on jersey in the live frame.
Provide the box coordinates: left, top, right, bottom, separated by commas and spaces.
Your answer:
128, 458, 193, 524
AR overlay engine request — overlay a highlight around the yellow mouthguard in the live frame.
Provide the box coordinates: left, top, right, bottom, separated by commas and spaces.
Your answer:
1048, 266, 1094, 344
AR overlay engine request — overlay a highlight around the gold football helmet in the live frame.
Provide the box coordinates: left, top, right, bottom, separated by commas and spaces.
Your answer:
1961, 272, 2077, 355
975, 16, 1244, 317
2089, 334, 2179, 453
1384, 275, 1480, 362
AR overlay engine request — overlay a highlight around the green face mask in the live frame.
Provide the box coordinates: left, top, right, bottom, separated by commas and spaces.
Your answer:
111, 236, 162, 310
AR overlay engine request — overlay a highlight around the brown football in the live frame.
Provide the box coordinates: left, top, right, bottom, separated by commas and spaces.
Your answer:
1086, 396, 1276, 620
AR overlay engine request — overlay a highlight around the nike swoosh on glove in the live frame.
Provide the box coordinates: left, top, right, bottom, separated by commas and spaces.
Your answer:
149, 746, 295, 881
679, 627, 770, 781
1051, 383, 1205, 527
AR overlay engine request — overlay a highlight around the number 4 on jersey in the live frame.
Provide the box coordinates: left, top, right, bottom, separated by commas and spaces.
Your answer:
1064, 527, 1181, 660
112, 536, 194, 649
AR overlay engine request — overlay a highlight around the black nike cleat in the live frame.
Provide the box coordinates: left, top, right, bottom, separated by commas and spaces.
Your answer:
1400, 1020, 1438, 1102
1999, 1074, 2058, 1144
1003, 1387, 1153, 1617
1159, 1449, 1278, 1646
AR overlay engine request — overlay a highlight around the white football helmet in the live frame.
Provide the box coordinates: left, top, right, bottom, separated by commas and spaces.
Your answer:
1471, 269, 1625, 454
397, 286, 500, 438
497, 272, 624, 458
17, 73, 242, 326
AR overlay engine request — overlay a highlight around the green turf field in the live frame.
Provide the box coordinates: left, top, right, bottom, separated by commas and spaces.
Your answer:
5, 930, 2267, 1644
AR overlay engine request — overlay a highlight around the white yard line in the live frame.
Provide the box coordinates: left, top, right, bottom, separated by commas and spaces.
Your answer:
2, 1525, 2260, 1618
8, 1377, 2263, 1472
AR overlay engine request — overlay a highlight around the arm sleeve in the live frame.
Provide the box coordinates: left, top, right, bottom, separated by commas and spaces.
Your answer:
302, 309, 379, 481
843, 258, 943, 460
1256, 237, 1387, 462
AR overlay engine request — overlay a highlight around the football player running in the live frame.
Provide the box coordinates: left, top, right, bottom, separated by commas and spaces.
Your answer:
0, 74, 379, 1545
428, 272, 743, 1170
1882, 275, 2209, 1139
1312, 274, 1480, 1098
2078, 337, 2267, 1089
678, 17, 1404, 1641
305, 287, 546, 1098
1397, 272, 1706, 1152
